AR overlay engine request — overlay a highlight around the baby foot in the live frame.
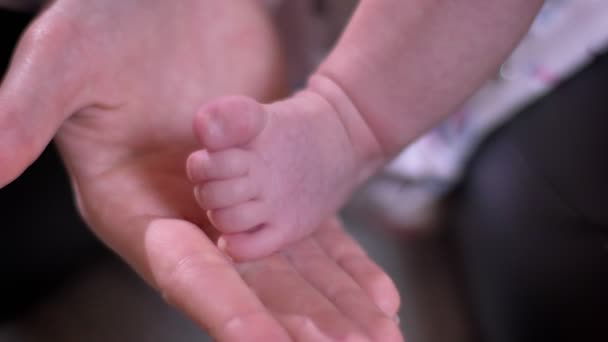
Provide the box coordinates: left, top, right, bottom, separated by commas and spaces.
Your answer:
187, 85, 369, 260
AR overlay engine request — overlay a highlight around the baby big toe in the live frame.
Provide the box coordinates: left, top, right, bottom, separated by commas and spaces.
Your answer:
193, 96, 267, 151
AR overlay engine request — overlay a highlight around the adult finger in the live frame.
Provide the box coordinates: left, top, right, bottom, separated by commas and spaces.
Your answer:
0, 9, 90, 187
314, 219, 402, 318
283, 238, 403, 341
237, 254, 368, 341
143, 218, 291, 341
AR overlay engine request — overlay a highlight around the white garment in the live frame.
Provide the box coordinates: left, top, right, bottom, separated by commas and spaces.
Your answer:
387, 0, 608, 182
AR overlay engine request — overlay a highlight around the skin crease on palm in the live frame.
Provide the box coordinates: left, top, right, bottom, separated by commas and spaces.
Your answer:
0, 0, 402, 341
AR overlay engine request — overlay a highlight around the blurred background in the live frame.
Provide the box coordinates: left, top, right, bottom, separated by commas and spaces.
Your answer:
1, 1, 607, 341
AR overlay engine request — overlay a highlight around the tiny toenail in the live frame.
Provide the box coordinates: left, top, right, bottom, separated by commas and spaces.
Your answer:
193, 186, 203, 204
217, 236, 229, 252
216, 237, 234, 262
198, 149, 210, 163
206, 115, 223, 143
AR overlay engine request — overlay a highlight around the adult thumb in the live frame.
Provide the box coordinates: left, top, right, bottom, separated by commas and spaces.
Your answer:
0, 16, 89, 188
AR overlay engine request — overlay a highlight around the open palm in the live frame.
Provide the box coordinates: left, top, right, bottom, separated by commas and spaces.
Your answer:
0, 1, 401, 340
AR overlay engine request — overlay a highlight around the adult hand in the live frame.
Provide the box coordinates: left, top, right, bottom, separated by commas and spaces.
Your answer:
0, 0, 402, 340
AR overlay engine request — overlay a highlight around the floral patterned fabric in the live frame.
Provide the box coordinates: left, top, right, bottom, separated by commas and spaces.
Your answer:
387, 0, 608, 183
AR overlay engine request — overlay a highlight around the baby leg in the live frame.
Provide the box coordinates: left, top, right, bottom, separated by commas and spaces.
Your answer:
187, 79, 372, 260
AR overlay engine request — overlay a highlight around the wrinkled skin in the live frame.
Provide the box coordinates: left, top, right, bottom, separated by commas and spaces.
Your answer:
0, 0, 402, 341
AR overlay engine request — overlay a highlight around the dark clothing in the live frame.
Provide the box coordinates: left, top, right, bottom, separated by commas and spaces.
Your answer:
445, 49, 608, 341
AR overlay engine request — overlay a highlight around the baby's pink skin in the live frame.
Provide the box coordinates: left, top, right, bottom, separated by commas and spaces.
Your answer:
188, 75, 378, 261
188, 0, 544, 260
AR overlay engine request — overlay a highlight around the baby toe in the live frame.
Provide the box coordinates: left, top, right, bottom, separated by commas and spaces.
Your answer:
208, 200, 269, 234
194, 176, 259, 210
187, 148, 252, 183
220, 223, 293, 261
